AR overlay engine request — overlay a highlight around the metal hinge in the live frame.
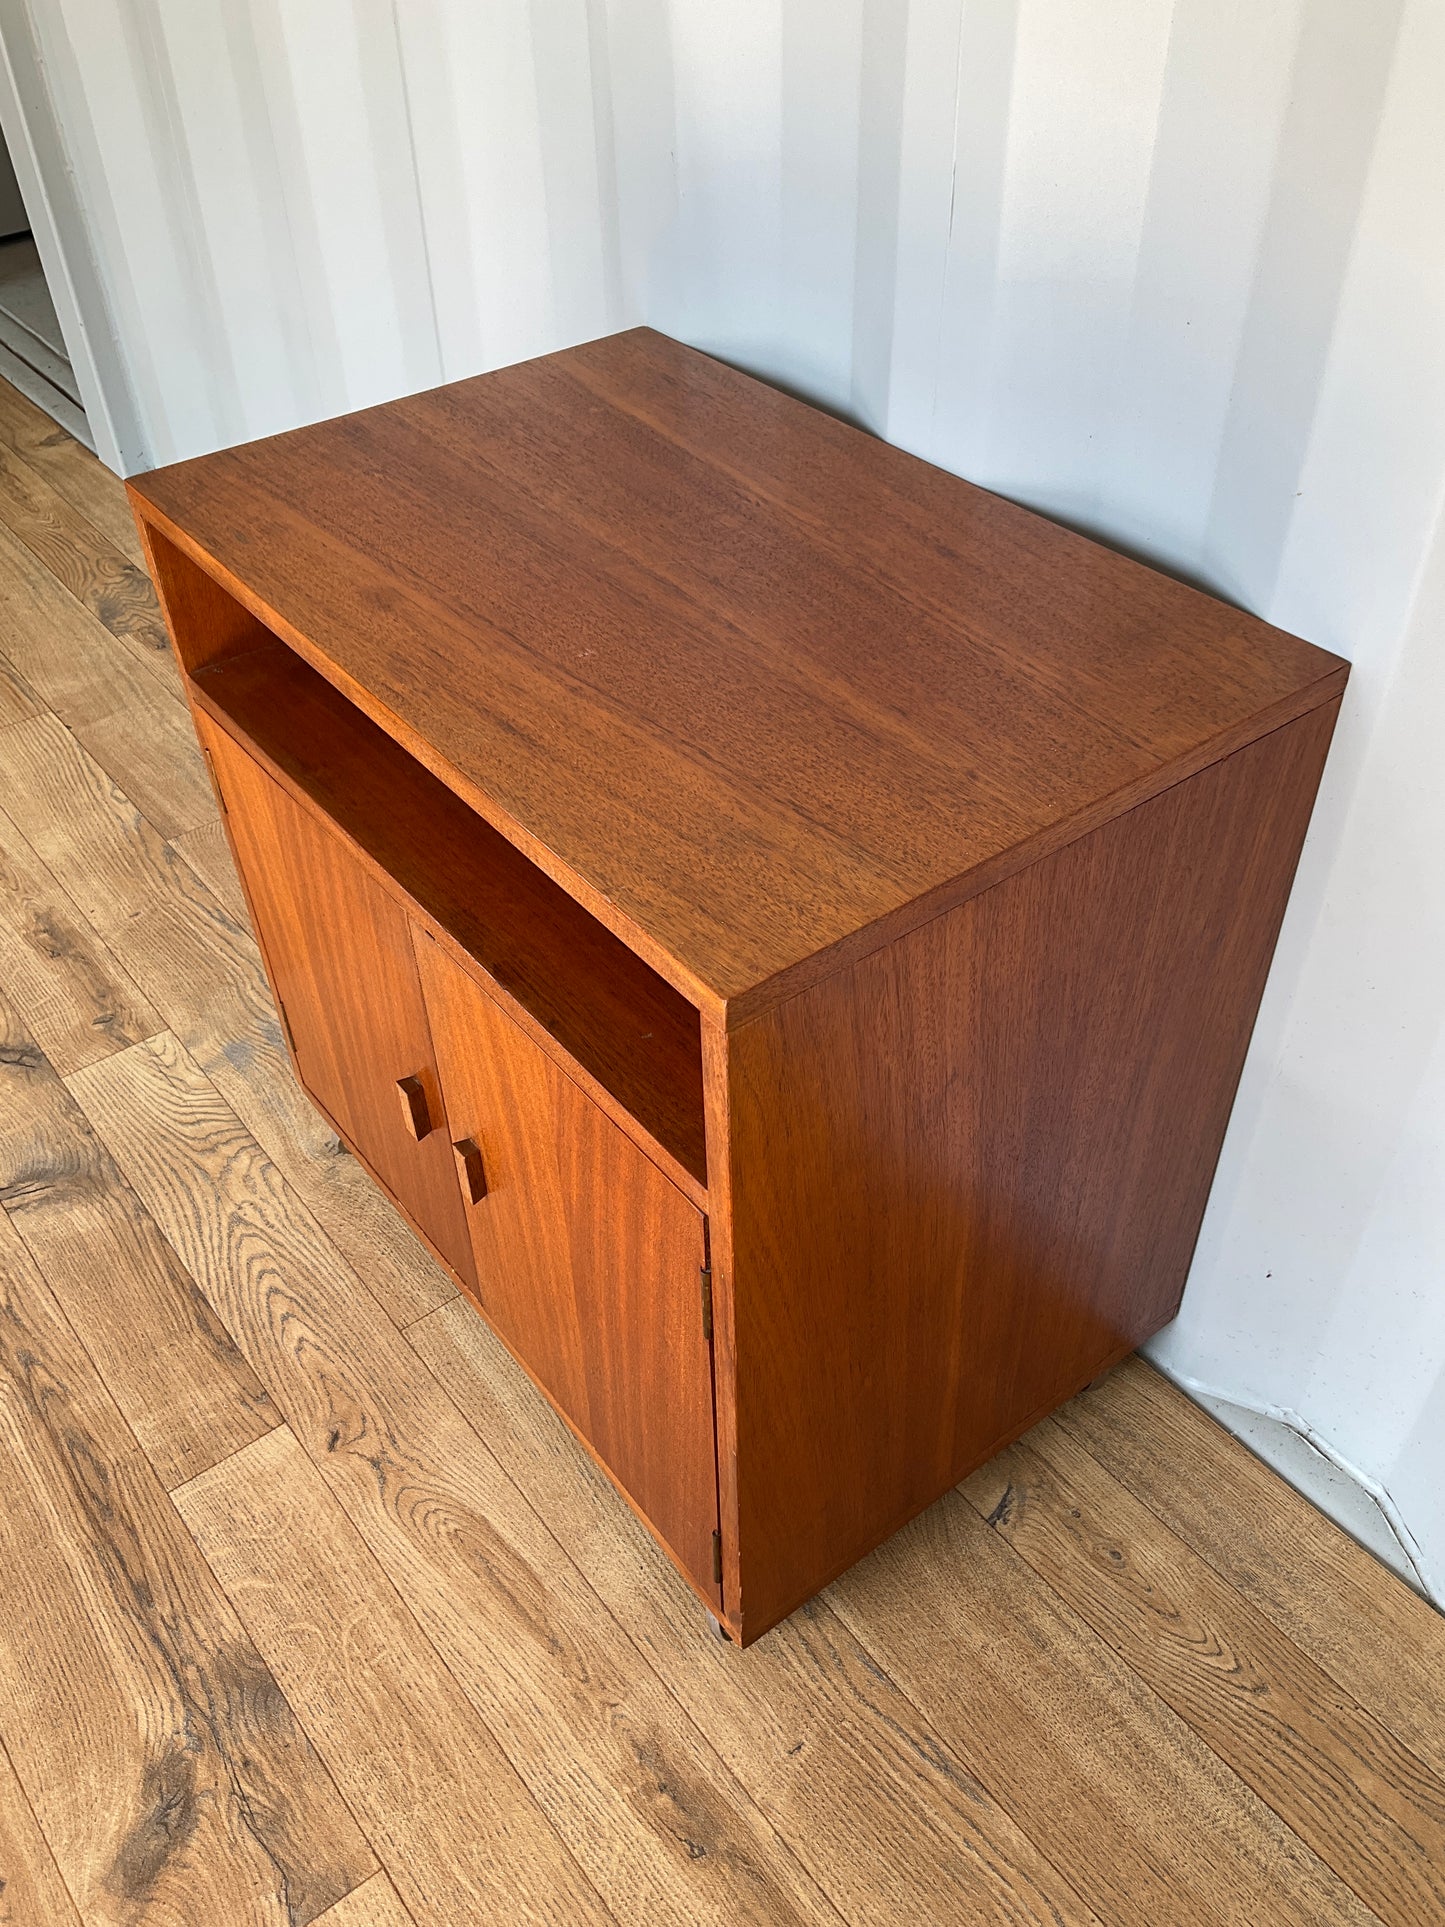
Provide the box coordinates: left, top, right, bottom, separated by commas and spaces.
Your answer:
711, 1530, 723, 1586
699, 1264, 714, 1345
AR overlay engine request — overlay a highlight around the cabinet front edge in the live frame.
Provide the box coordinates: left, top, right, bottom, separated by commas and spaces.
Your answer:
720, 669, 1349, 1033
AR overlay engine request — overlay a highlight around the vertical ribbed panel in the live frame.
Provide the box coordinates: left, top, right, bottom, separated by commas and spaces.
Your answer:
28, 0, 666, 464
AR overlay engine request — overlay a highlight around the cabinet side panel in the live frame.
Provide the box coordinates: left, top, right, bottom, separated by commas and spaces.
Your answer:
725, 700, 1340, 1640
134, 513, 274, 676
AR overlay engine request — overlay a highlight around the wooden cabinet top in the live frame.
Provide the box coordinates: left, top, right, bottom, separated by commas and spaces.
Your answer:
130, 327, 1347, 1022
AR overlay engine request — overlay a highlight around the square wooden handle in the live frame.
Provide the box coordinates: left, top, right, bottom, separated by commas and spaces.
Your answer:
396, 1074, 433, 1140
453, 1137, 488, 1205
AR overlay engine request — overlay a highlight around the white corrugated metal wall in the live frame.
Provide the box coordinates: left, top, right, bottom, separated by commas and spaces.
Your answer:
5, 0, 1444, 1586
1, 0, 678, 466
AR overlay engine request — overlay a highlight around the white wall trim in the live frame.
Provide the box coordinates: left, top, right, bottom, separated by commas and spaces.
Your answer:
1153, 1360, 1442, 1608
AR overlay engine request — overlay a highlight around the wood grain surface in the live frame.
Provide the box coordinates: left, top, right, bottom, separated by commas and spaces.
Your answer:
169, 815, 249, 923
176, 1427, 612, 1927
0, 648, 37, 728
965, 1424, 1445, 1927
717, 698, 1339, 1637
416, 932, 719, 1604
0, 519, 204, 833
0, 703, 456, 1330
0, 800, 161, 1076
129, 327, 1346, 1013
72, 697, 214, 844
1055, 1358, 1445, 1785
0, 378, 144, 565
0, 518, 174, 722
310, 1872, 415, 1927
192, 638, 707, 1189
0, 1739, 83, 1927
199, 715, 479, 1290
0, 1206, 373, 1926
0, 985, 273, 1488
828, 1482, 1382, 1927
74, 1032, 843, 1927
412, 1296, 1109, 1927
0, 442, 175, 694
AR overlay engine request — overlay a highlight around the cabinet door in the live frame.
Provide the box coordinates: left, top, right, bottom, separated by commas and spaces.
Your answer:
414, 931, 719, 1601
198, 715, 477, 1291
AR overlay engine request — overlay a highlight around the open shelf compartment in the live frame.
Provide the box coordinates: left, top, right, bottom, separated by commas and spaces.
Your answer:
159, 536, 707, 1192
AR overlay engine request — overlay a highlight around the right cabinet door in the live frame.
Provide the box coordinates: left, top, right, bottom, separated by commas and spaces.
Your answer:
414, 930, 720, 1602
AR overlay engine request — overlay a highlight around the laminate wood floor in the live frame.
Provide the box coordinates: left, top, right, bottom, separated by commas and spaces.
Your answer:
0, 375, 1440, 1927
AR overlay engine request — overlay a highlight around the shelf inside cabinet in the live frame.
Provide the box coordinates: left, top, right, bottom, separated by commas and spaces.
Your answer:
191, 637, 707, 1189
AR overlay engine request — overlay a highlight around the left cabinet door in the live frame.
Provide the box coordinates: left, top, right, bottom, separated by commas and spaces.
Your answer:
198, 713, 478, 1291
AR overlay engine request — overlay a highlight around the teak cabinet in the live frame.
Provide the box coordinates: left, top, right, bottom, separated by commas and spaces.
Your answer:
130, 327, 1347, 1644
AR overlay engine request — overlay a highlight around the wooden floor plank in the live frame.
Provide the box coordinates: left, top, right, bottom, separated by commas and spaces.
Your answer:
311, 1871, 415, 1927
1056, 1359, 1445, 1786
73, 1031, 849, 1927
170, 816, 249, 923
0, 709, 455, 1326
0, 985, 276, 1488
964, 1423, 1445, 1927
0, 802, 162, 1075
0, 649, 38, 727
0, 711, 213, 934
176, 1427, 615, 1927
0, 517, 178, 723
0, 439, 176, 691
69, 698, 216, 842
412, 1296, 1107, 1927
0, 1738, 83, 1927
829, 1485, 1383, 1927
0, 524, 213, 836
0, 378, 145, 566
0, 1207, 374, 1927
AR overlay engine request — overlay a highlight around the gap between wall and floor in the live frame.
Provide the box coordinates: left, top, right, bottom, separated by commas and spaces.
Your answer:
1151, 1360, 1442, 1609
